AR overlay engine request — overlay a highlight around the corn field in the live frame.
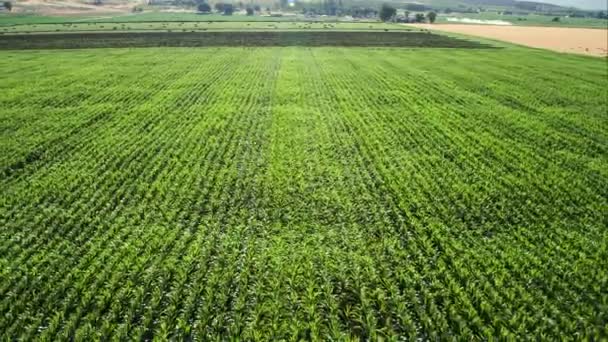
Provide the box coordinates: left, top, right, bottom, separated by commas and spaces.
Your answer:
1, 47, 607, 340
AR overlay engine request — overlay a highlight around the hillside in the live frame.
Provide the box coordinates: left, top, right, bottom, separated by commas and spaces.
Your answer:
5, 0, 597, 15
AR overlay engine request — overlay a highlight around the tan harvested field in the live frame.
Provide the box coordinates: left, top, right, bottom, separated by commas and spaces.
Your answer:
13, 0, 135, 15
408, 24, 608, 57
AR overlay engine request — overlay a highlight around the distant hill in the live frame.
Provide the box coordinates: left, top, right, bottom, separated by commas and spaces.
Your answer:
429, 0, 569, 10
532, 0, 607, 10
7, 0, 604, 16
429, 0, 605, 10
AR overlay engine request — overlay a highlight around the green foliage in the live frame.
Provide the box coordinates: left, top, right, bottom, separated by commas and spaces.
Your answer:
427, 11, 437, 23
214, 2, 225, 12
197, 2, 211, 13
379, 3, 396, 21
0, 45, 607, 340
223, 3, 234, 15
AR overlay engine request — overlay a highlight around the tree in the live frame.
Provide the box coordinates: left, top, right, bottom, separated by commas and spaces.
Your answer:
551, 16, 560, 22
427, 11, 437, 23
254, 4, 261, 12
414, 13, 425, 22
3, 1, 12, 11
246, 6, 254, 15
223, 3, 234, 15
214, 2, 225, 12
379, 4, 396, 22
197, 2, 211, 12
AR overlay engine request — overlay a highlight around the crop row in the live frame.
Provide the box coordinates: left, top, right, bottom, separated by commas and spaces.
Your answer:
0, 31, 493, 50
1, 47, 606, 340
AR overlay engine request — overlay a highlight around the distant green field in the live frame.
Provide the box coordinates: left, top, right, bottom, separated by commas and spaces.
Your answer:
0, 12, 365, 26
0, 14, 82, 25
1, 42, 606, 340
3, 11, 607, 28
0, 20, 409, 34
93, 12, 356, 22
440, 12, 608, 28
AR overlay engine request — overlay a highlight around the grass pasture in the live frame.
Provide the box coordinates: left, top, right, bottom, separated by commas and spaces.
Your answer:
0, 12, 367, 28
439, 12, 608, 28
2, 10, 607, 29
1, 13, 607, 341
0, 21, 410, 35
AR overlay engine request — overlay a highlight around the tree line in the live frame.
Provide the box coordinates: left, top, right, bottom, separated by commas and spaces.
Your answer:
195, 0, 266, 15
380, 4, 437, 23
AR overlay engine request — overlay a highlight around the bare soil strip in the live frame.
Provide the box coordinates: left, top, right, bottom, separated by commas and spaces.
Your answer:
408, 24, 608, 57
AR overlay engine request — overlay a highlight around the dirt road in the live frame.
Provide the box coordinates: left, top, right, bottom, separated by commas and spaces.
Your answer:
408, 24, 608, 57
